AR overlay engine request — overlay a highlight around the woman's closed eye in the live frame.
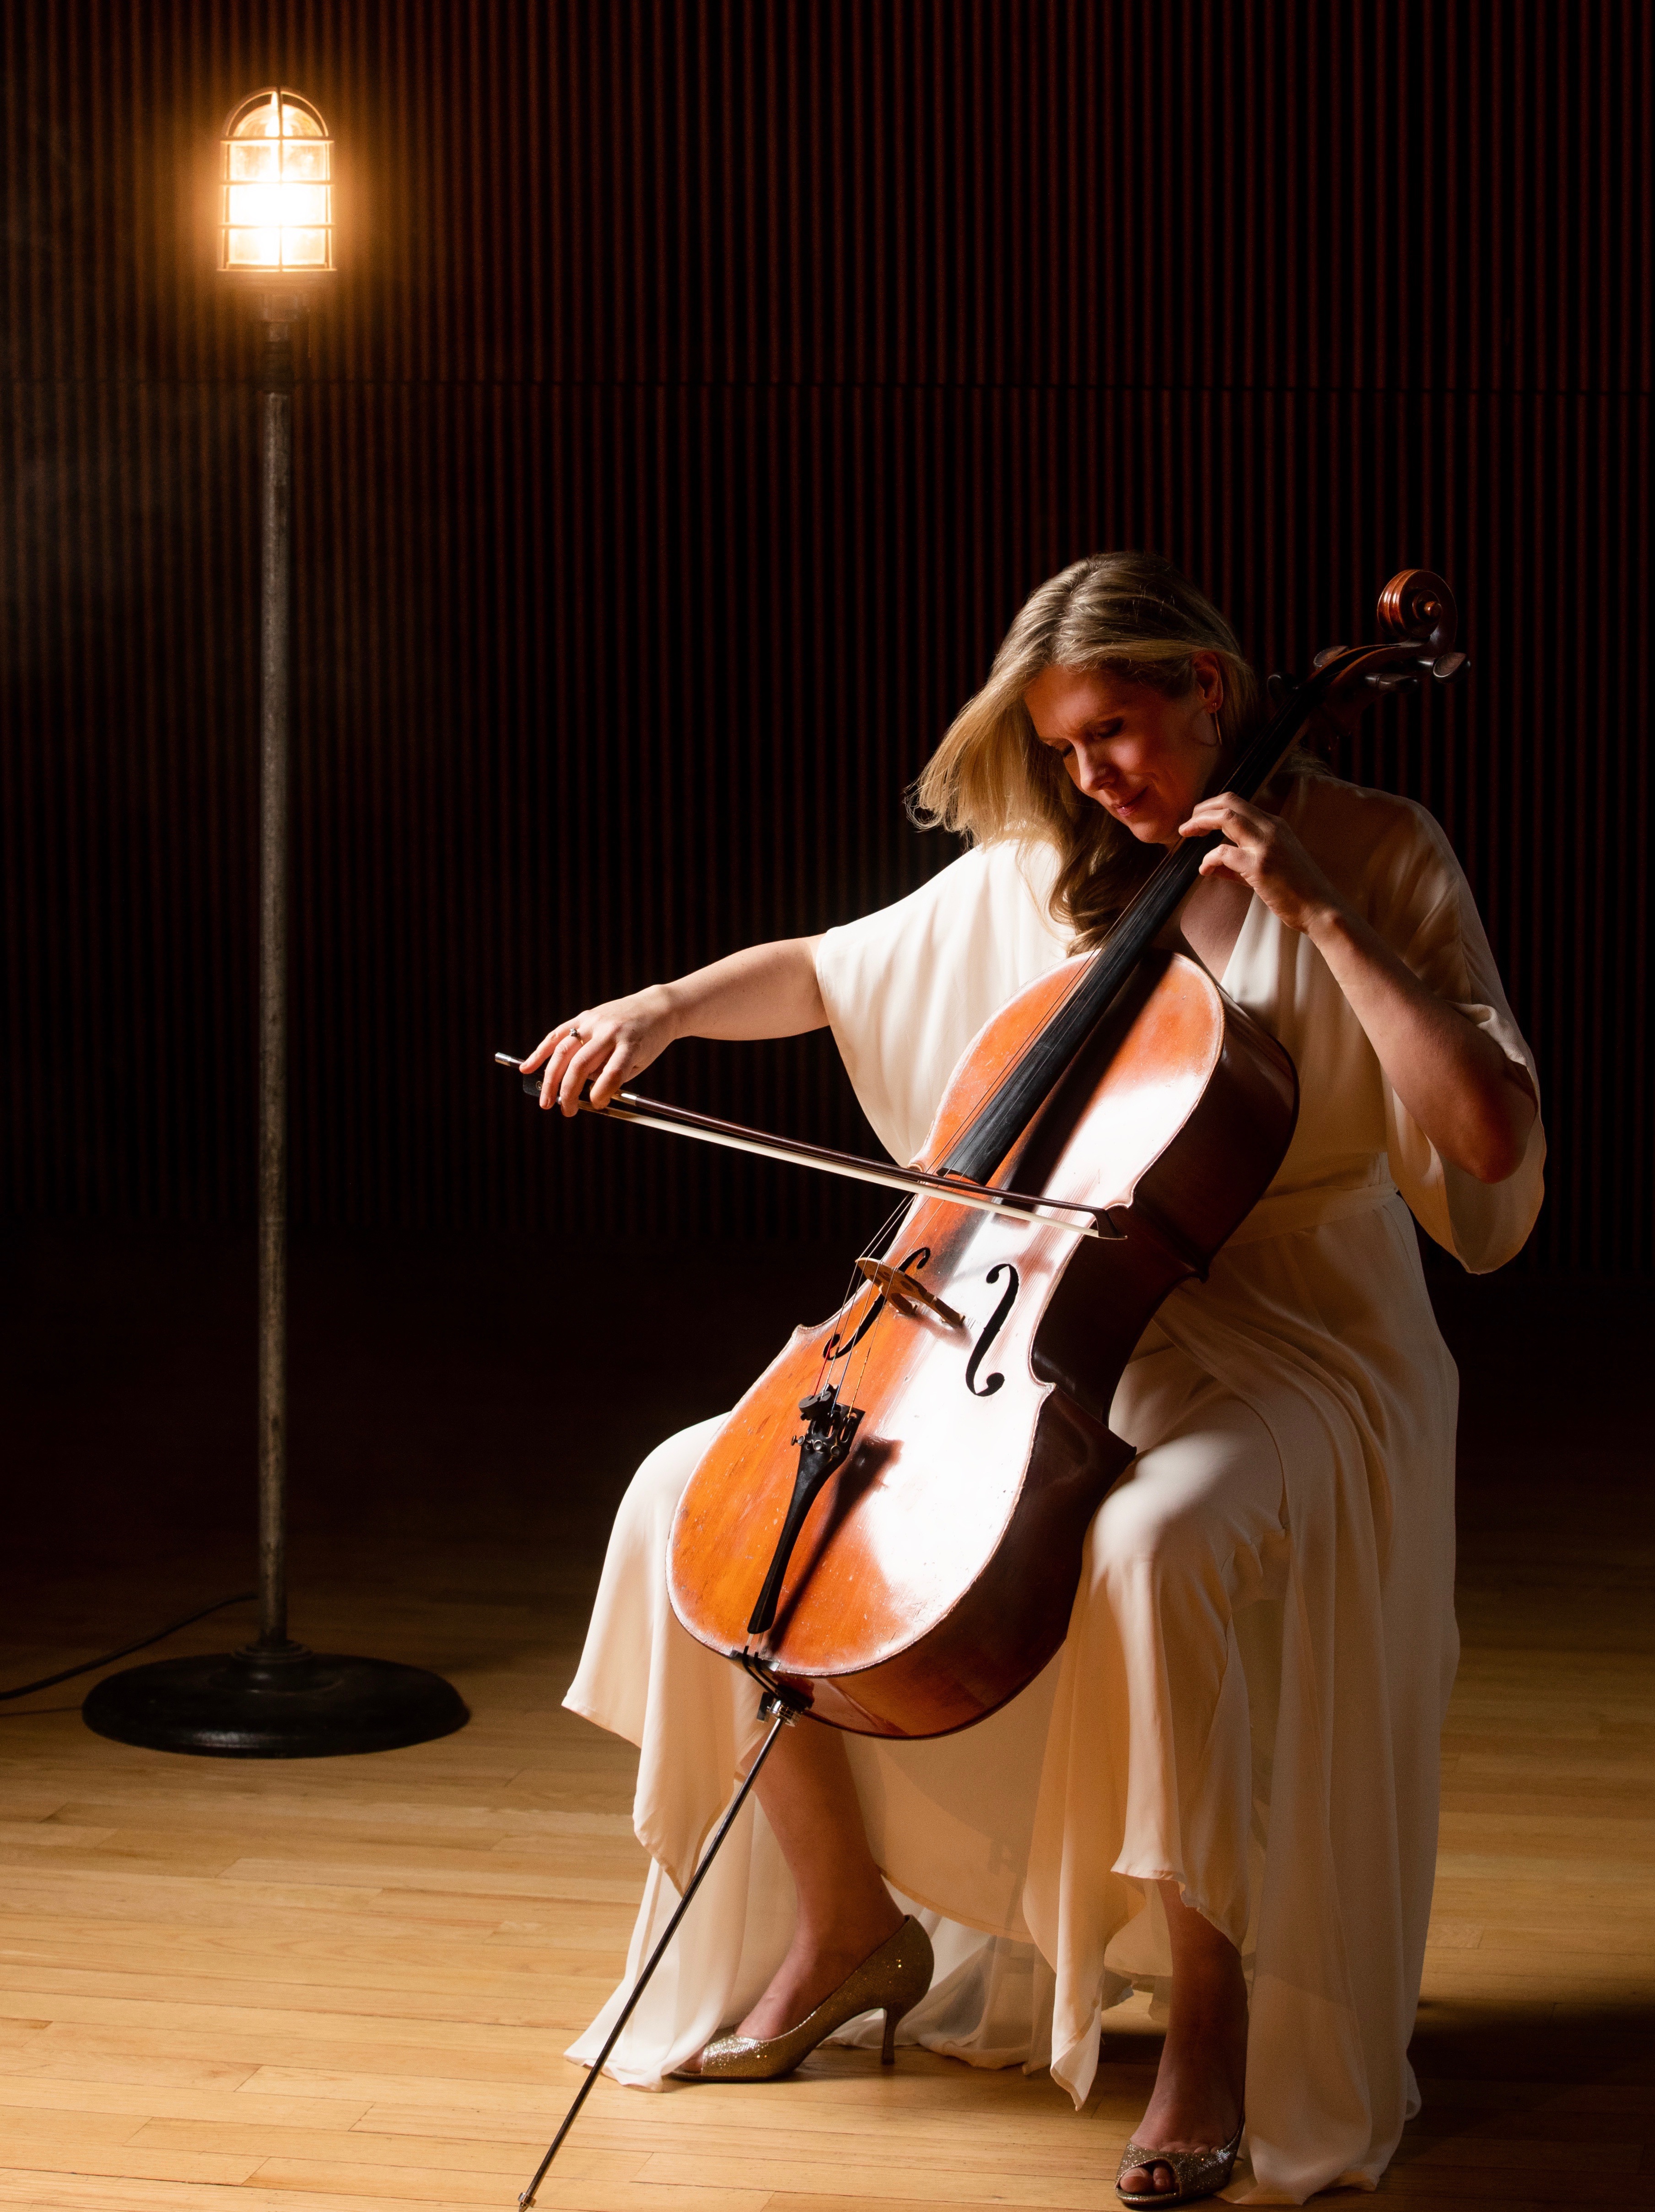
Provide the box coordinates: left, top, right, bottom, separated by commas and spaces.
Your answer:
1043, 720, 1122, 755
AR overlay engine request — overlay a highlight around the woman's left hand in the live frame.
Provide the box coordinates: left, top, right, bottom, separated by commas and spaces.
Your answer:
1181, 792, 1537, 1183
1180, 793, 1346, 937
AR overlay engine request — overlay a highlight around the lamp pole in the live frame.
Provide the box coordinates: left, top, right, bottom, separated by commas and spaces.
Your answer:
83, 89, 468, 1758
257, 293, 294, 1655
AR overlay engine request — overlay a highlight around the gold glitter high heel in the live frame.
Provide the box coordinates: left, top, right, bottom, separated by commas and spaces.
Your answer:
674, 1915, 933, 2081
1115, 2117, 1244, 2205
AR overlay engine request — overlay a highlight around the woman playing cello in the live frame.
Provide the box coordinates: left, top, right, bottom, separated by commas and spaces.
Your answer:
524, 553, 1543, 2204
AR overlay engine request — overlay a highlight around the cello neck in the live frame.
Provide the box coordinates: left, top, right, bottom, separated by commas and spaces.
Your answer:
1082, 665, 1337, 975
940, 665, 1336, 1185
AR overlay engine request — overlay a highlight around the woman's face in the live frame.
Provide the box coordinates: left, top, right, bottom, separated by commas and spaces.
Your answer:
1023, 654, 1224, 848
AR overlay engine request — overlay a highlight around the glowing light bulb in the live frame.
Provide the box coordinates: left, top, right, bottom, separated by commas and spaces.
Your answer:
220, 89, 334, 274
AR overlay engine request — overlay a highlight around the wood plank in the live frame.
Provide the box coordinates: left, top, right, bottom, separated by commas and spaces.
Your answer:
0, 1913, 628, 1963
129, 2125, 645, 2181
0, 2000, 588, 2072
0, 2178, 470, 2212
248, 2166, 770, 2212
0, 2077, 370, 2129
0, 1934, 633, 2007
0, 2140, 261, 2184
2, 2024, 582, 2086
219, 1860, 644, 1905
637, 2149, 1108, 2209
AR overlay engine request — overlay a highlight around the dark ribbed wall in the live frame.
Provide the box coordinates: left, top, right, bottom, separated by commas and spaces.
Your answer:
3, 0, 1649, 1267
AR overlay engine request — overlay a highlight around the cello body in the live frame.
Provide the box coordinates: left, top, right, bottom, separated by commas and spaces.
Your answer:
667, 946, 1298, 1737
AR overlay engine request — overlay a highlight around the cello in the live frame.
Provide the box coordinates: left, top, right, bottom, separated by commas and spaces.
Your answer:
504, 568, 1465, 2201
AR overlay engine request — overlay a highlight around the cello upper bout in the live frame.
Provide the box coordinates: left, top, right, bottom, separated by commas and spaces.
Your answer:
912, 954, 1097, 1173
916, 948, 1236, 1215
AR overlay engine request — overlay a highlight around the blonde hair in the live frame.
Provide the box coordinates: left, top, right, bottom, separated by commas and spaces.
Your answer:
911, 551, 1314, 948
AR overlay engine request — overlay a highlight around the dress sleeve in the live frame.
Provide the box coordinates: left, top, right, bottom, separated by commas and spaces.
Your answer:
813, 841, 1068, 1166
1364, 800, 1546, 1272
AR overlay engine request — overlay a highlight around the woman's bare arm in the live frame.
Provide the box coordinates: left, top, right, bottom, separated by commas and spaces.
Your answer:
1296, 905, 1536, 1182
521, 936, 828, 1114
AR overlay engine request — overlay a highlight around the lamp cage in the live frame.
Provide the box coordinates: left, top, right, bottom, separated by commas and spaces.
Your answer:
220, 88, 334, 275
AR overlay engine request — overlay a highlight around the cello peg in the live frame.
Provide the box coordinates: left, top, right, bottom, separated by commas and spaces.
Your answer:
1432, 650, 1469, 682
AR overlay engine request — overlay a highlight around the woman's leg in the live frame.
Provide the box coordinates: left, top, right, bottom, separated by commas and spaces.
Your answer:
1118, 1881, 1248, 2197
701, 1720, 904, 2050
1074, 1395, 1281, 2192
579, 1420, 903, 2071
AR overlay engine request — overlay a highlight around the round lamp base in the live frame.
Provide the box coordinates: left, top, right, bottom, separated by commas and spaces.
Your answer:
81, 1641, 469, 1758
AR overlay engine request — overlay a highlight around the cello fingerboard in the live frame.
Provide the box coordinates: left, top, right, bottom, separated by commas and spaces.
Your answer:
943, 679, 1315, 1186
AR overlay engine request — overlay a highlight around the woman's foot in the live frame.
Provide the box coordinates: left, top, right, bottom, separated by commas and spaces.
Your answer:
674, 1895, 905, 2074
673, 1893, 907, 2061
1118, 1883, 1248, 2200
675, 1915, 933, 2082
735, 1896, 906, 2043
676, 1720, 904, 2073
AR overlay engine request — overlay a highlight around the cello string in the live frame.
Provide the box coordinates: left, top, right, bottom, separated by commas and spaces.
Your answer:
845, 1197, 917, 1414
813, 1196, 907, 1401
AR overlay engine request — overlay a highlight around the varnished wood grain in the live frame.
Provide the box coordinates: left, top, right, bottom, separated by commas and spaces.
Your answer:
2, 1237, 1651, 2209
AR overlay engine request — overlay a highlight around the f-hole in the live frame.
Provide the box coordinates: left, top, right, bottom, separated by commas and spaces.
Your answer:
965, 1263, 1019, 1397
825, 1245, 932, 1361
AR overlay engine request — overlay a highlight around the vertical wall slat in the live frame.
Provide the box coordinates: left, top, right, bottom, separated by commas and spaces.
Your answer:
0, 0, 1648, 1266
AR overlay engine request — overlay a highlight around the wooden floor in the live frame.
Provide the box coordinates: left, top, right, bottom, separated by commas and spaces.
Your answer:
2, 1229, 1653, 2209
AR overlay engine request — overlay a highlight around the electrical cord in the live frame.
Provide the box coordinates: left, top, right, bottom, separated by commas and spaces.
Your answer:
0, 1592, 258, 1701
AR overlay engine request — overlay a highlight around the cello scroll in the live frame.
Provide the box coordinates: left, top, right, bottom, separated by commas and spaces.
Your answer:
1311, 568, 1468, 706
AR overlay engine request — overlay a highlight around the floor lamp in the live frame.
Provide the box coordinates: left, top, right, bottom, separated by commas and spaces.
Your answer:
85, 88, 468, 1758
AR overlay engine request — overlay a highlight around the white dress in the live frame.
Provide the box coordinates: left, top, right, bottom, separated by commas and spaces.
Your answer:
564, 776, 1546, 2206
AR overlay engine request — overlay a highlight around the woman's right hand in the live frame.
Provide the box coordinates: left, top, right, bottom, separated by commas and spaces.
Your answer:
523, 937, 829, 1118
522, 985, 678, 1114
